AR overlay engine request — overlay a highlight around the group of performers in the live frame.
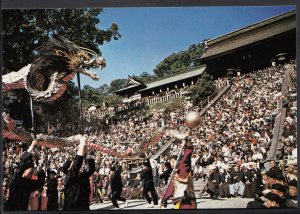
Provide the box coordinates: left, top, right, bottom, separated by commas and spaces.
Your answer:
2, 35, 198, 210
4, 133, 197, 210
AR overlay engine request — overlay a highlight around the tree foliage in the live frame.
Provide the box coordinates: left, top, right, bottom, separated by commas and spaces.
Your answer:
191, 72, 216, 105
153, 41, 206, 77
109, 78, 127, 93
81, 84, 122, 108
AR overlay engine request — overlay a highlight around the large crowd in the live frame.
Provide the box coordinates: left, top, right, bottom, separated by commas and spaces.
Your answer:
2, 62, 297, 210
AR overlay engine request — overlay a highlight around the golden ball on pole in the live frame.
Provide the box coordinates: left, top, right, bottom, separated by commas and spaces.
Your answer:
185, 111, 202, 128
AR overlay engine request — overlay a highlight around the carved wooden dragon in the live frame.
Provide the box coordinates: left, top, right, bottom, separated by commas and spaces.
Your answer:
2, 35, 106, 102
2, 36, 165, 158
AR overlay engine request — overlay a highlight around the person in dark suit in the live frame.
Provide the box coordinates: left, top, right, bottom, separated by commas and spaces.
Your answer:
243, 163, 258, 198
219, 168, 230, 198
5, 140, 46, 211
63, 135, 95, 211
110, 166, 127, 208
159, 162, 172, 185
207, 166, 221, 198
229, 165, 245, 197
141, 159, 159, 208
268, 160, 282, 176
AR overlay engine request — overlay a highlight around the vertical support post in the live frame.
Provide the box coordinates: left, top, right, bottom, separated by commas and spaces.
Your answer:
77, 73, 84, 135
29, 96, 36, 139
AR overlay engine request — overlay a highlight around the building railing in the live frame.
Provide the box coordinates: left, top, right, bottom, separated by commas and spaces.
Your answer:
266, 64, 296, 161
84, 91, 189, 121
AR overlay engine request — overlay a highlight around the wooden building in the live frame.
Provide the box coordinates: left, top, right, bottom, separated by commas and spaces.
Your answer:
115, 10, 296, 102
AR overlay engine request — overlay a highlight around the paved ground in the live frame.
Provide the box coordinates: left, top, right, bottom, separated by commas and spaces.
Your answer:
90, 197, 253, 210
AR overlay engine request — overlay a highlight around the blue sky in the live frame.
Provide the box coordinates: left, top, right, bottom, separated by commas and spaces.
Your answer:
77, 6, 295, 88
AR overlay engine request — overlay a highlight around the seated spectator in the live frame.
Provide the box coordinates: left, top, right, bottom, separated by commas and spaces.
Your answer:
286, 179, 297, 207
129, 174, 143, 199
218, 168, 230, 198
207, 166, 221, 198
264, 192, 284, 208
229, 165, 245, 197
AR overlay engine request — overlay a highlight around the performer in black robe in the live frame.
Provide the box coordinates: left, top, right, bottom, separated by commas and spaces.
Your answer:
159, 161, 173, 208
5, 141, 46, 211
141, 159, 159, 207
110, 166, 127, 208
63, 135, 95, 211
46, 169, 58, 210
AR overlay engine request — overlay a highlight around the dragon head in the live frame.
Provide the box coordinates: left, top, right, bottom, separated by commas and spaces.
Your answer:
53, 36, 106, 81
25, 36, 107, 102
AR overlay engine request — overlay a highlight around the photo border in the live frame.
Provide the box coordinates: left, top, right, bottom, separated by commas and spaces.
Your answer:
1, 1, 299, 214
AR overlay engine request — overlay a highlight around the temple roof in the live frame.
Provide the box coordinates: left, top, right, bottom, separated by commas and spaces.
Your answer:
200, 10, 296, 61
140, 66, 206, 92
115, 76, 146, 94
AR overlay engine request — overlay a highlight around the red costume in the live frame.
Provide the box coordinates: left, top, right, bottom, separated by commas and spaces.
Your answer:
162, 138, 197, 209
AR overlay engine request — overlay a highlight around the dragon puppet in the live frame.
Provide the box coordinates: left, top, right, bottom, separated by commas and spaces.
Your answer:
2, 111, 165, 158
2, 35, 166, 158
3, 35, 106, 103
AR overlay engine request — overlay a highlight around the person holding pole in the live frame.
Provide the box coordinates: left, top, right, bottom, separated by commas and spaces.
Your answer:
110, 165, 128, 208
141, 159, 159, 208
5, 140, 46, 211
161, 136, 197, 209
63, 135, 95, 211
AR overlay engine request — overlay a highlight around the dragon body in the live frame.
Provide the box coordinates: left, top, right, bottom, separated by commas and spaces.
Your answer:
2, 36, 166, 158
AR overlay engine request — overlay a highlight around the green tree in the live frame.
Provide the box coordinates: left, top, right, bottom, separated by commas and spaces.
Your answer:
153, 40, 206, 77
2, 8, 121, 129
191, 72, 216, 105
109, 78, 127, 93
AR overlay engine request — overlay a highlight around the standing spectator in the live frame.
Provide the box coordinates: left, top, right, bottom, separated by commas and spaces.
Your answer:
121, 173, 133, 200
159, 162, 172, 185
46, 169, 58, 210
130, 174, 143, 199
95, 174, 104, 203
57, 176, 64, 210
5, 140, 46, 211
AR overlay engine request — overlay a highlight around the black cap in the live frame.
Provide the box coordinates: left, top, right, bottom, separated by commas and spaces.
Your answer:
265, 192, 283, 205
21, 152, 34, 170
274, 173, 285, 181
142, 160, 151, 168
271, 184, 286, 194
165, 162, 172, 169
266, 171, 276, 179
49, 169, 57, 175
61, 160, 72, 174
288, 179, 297, 187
